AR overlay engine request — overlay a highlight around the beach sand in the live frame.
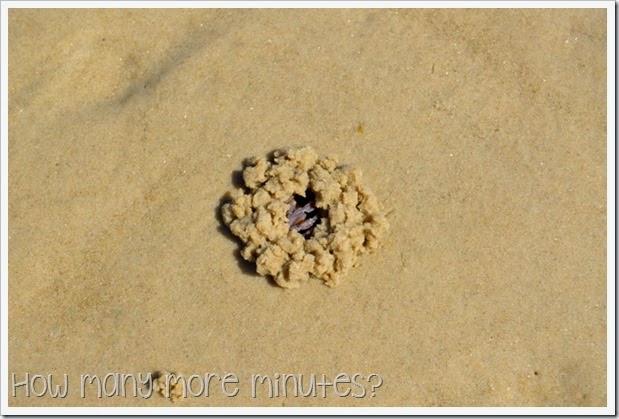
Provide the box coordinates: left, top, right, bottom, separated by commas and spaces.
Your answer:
8, 8, 607, 406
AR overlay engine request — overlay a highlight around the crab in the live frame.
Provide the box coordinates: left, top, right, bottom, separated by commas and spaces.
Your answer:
285, 194, 321, 238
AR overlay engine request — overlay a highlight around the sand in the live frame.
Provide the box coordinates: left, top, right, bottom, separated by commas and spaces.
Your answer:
8, 8, 607, 407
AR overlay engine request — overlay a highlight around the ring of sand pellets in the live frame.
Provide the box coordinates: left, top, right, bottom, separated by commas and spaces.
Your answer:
221, 147, 388, 289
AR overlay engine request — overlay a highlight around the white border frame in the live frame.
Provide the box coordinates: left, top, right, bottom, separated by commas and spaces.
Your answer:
0, 0, 614, 8
1, 1, 615, 415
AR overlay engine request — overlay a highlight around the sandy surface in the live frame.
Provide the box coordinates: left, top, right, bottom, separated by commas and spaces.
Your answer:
8, 8, 607, 407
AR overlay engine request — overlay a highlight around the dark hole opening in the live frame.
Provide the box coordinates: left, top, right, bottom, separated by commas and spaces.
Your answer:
286, 190, 326, 239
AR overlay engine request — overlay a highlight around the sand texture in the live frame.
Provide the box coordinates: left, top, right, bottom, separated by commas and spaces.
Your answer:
8, 9, 607, 406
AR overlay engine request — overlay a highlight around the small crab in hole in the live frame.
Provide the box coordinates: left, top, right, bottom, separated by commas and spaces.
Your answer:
285, 190, 325, 238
